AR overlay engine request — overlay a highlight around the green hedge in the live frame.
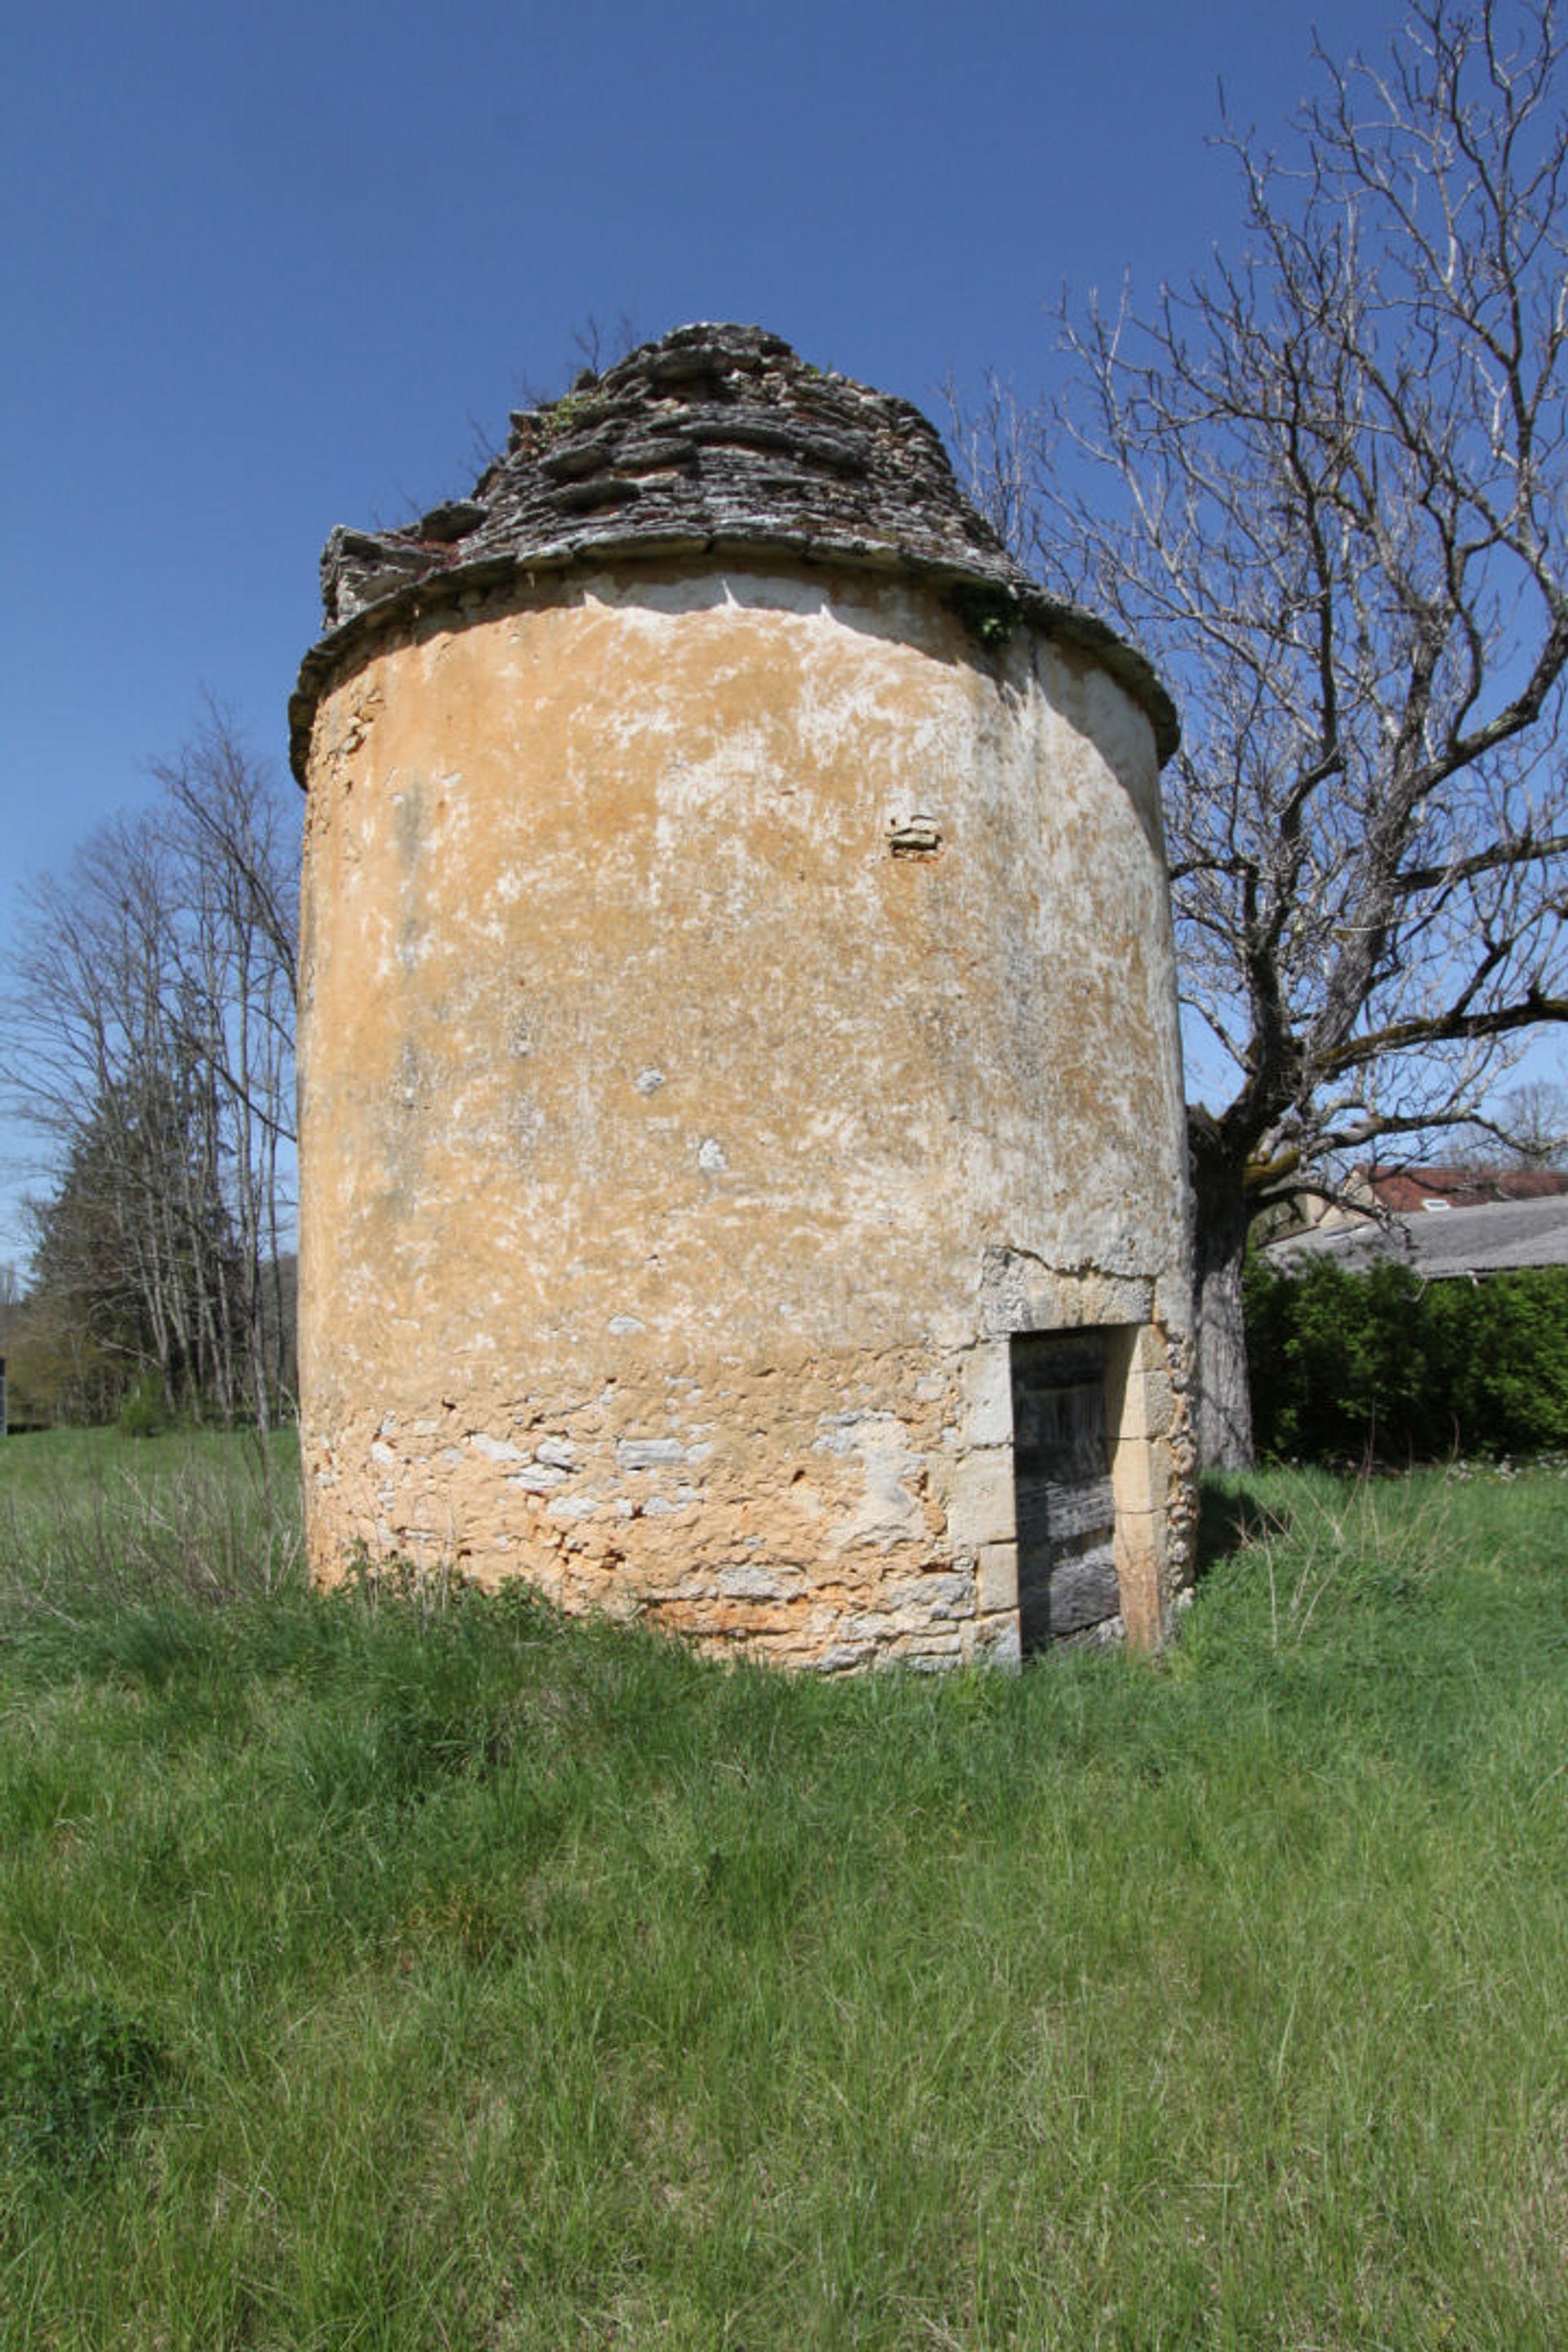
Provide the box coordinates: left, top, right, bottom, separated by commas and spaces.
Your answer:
1245, 1256, 1568, 1462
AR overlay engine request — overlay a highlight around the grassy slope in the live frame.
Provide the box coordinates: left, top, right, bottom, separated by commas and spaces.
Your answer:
1, 1437, 1566, 2348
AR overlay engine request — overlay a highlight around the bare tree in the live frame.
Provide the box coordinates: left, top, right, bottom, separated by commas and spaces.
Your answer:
152, 706, 299, 1426
953, 0, 1568, 1463
2, 711, 298, 1425
1494, 1076, 1568, 1165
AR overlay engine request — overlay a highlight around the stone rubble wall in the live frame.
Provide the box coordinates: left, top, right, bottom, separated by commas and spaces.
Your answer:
304, 1316, 1195, 1668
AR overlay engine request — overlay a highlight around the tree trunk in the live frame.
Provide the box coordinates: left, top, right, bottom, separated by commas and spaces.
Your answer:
1189, 1117, 1255, 1471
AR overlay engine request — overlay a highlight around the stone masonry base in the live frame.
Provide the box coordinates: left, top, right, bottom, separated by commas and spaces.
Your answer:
304, 1325, 1193, 1668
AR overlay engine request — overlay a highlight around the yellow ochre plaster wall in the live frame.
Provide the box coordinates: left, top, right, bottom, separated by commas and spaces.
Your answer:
298, 559, 1196, 1665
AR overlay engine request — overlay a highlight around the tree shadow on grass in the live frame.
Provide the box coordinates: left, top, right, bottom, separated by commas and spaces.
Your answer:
1194, 1480, 1282, 1582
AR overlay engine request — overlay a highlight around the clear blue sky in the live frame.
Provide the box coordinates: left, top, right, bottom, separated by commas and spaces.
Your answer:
0, 0, 1468, 1260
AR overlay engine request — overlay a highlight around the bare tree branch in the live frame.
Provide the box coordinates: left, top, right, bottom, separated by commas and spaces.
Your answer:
952, 0, 1568, 1463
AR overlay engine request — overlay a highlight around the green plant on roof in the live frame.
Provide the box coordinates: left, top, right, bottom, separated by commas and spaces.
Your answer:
950, 582, 1017, 651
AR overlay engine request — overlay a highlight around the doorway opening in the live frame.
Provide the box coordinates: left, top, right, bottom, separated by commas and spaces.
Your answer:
1009, 1330, 1120, 1652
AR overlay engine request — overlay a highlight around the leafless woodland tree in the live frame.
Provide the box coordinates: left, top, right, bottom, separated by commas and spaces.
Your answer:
1498, 1077, 1568, 1162
1448, 1074, 1568, 1164
2, 710, 298, 1425
952, 0, 1568, 1463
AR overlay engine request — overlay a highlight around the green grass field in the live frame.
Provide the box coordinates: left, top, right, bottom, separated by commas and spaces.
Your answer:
2, 1431, 1566, 2348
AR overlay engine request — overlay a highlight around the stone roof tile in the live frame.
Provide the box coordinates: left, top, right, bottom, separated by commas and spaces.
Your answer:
291, 322, 1178, 782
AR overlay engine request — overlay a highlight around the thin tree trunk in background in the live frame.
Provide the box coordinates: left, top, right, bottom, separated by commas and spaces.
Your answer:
1191, 1119, 1254, 1472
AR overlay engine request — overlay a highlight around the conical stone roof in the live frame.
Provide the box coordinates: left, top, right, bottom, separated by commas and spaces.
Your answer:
290, 322, 1177, 781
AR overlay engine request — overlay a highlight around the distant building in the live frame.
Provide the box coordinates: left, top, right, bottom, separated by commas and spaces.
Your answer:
1361, 1165, 1568, 1214
1267, 1165, 1568, 1280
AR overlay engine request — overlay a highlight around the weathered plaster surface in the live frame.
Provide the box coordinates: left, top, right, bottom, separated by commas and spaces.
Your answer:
298, 557, 1194, 1661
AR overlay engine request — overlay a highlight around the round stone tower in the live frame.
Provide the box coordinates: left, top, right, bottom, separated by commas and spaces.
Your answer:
291, 323, 1195, 1666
